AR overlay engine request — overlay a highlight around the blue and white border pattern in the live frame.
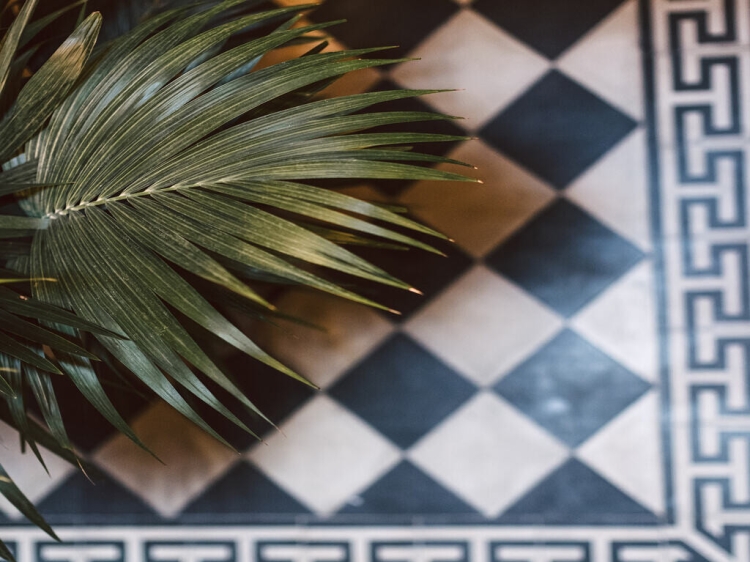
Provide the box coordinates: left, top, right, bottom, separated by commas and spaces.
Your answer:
3, 0, 750, 559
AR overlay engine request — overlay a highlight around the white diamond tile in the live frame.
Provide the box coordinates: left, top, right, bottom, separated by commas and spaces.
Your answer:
390, 10, 550, 131
571, 259, 658, 383
566, 128, 651, 252
399, 140, 556, 258
0, 421, 75, 520
92, 402, 238, 518
405, 266, 563, 386
241, 288, 395, 389
577, 391, 665, 516
248, 395, 400, 515
556, 0, 643, 120
409, 392, 569, 517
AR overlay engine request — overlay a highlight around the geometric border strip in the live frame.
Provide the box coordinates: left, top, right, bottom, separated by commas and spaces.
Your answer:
647, 0, 750, 559
0, 526, 717, 562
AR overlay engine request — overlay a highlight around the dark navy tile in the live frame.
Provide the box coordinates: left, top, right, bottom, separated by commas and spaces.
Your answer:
472, 0, 628, 60
498, 458, 659, 524
329, 334, 475, 449
29, 368, 153, 454
180, 462, 310, 522
485, 198, 644, 317
338, 461, 476, 516
38, 471, 162, 525
309, 0, 459, 59
193, 353, 316, 450
350, 236, 473, 320
494, 329, 650, 447
479, 71, 637, 189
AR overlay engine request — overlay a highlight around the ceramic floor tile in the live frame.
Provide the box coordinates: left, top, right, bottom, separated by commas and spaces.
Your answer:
405, 266, 563, 387
390, 9, 550, 131
408, 392, 569, 517
247, 395, 400, 515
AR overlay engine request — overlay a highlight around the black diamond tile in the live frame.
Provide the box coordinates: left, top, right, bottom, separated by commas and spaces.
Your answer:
472, 0, 628, 59
329, 334, 476, 449
349, 236, 473, 321
337, 461, 476, 516
28, 366, 153, 454
497, 459, 659, 524
38, 471, 162, 525
309, 0, 459, 59
485, 198, 644, 317
192, 353, 316, 450
479, 70, 637, 189
494, 329, 651, 447
180, 462, 310, 523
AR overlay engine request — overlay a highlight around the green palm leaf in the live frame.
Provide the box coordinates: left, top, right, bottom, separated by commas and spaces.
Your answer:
0, 0, 474, 552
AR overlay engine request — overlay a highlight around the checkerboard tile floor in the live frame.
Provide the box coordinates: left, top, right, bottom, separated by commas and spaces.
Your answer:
4, 0, 750, 561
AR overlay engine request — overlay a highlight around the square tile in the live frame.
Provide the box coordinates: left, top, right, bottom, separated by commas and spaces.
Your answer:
390, 10, 550, 131
337, 460, 476, 517
92, 402, 239, 519
409, 392, 568, 517
398, 140, 556, 257
494, 329, 651, 447
248, 395, 400, 515
406, 266, 563, 386
472, 0, 629, 59
485, 198, 645, 317
328, 333, 476, 449
191, 352, 317, 449
497, 457, 660, 525
479, 70, 638, 189
308, 0, 459, 58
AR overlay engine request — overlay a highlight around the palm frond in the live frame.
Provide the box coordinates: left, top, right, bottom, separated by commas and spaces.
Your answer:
0, 0, 474, 552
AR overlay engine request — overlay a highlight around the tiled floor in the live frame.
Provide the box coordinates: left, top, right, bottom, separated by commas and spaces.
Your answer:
3, 0, 750, 560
